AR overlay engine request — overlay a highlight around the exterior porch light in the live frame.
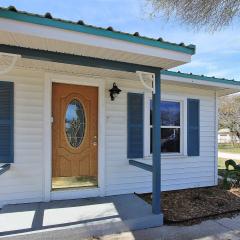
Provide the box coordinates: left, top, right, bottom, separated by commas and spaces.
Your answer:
109, 82, 121, 101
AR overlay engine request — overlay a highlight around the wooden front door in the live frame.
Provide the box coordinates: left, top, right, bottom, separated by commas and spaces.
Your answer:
52, 83, 98, 189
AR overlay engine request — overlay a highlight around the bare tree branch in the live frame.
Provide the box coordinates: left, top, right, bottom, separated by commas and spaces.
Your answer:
147, 0, 240, 31
219, 95, 240, 145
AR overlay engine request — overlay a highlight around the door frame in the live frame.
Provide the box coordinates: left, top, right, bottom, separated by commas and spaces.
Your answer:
43, 73, 106, 201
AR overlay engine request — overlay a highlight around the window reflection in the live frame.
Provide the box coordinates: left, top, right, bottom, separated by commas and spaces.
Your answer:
161, 128, 180, 153
150, 100, 181, 153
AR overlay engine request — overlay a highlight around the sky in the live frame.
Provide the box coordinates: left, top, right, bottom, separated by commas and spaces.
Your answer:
1, 0, 240, 81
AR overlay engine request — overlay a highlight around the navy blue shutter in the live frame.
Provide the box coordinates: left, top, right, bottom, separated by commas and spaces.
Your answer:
187, 99, 200, 156
0, 81, 14, 163
127, 93, 144, 158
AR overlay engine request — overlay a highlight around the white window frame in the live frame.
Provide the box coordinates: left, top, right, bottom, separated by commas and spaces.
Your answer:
144, 93, 186, 158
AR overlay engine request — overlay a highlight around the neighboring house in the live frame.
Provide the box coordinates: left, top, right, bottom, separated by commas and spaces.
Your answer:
218, 128, 240, 144
0, 6, 240, 212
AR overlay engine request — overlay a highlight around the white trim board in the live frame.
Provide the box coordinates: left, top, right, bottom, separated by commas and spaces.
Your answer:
43, 73, 106, 201
214, 91, 219, 185
144, 93, 187, 158
162, 74, 240, 95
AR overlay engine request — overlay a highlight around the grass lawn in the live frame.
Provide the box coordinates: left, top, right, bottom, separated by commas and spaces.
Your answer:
218, 157, 228, 177
219, 148, 240, 154
218, 157, 240, 177
218, 144, 240, 154
218, 157, 228, 169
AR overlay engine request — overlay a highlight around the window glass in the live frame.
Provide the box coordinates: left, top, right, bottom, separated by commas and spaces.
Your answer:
65, 99, 85, 148
161, 128, 180, 153
161, 101, 180, 126
150, 100, 180, 126
150, 100, 181, 154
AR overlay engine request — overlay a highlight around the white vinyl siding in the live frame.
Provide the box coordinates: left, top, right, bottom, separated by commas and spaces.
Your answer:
0, 70, 44, 207
105, 79, 217, 195
0, 67, 217, 206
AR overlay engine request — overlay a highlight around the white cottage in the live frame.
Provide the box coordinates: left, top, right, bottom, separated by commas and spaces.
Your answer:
0, 6, 240, 214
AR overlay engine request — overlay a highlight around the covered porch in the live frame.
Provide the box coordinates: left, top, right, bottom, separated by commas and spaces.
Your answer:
0, 44, 166, 215
0, 6, 196, 229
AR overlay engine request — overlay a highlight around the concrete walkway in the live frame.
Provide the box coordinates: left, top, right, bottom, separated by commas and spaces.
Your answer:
0, 194, 163, 239
1, 213, 240, 239
1, 194, 240, 240
92, 215, 240, 240
219, 152, 240, 160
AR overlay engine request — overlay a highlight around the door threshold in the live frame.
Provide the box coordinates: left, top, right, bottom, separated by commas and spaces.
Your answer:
52, 176, 98, 190
50, 187, 102, 201
52, 186, 98, 192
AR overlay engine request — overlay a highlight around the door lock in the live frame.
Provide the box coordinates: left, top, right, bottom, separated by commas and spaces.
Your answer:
92, 136, 98, 146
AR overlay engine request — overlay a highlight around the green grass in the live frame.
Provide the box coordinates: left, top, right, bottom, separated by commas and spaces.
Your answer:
218, 157, 240, 169
218, 157, 240, 177
218, 157, 227, 177
218, 157, 228, 169
218, 144, 240, 154
219, 148, 240, 154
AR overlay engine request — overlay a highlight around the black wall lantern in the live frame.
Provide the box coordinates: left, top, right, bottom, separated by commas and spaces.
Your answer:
109, 82, 121, 101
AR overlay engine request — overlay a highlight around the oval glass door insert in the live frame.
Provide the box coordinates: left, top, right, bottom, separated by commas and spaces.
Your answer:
65, 99, 86, 148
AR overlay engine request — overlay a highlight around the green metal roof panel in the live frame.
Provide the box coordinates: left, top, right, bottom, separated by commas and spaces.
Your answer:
0, 6, 195, 55
162, 70, 240, 87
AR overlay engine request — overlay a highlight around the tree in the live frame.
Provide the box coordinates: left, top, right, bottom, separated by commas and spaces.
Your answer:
147, 0, 240, 31
219, 95, 240, 145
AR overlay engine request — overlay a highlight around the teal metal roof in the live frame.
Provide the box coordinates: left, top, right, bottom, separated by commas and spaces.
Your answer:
0, 6, 195, 55
162, 70, 240, 87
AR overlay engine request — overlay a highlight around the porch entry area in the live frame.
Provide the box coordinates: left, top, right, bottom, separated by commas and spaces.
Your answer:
52, 83, 98, 190
0, 44, 163, 214
0, 194, 163, 238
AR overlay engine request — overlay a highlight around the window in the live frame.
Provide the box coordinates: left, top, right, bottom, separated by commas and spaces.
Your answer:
150, 100, 181, 154
65, 99, 86, 148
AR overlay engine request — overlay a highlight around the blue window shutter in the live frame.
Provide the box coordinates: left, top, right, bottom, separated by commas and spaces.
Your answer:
0, 81, 14, 163
127, 93, 144, 158
187, 98, 200, 156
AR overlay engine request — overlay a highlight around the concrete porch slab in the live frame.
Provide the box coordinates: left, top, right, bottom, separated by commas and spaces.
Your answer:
0, 194, 163, 239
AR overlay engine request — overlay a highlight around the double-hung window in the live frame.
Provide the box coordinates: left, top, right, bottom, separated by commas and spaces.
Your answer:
150, 100, 181, 154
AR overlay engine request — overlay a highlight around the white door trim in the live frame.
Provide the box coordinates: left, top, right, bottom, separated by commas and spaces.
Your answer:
43, 73, 106, 201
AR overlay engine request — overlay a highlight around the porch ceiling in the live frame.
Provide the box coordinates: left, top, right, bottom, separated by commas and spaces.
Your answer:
0, 55, 139, 80
0, 17, 192, 69
0, 56, 238, 96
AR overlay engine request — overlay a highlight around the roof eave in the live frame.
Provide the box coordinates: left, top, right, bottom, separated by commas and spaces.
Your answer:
0, 7, 196, 55
162, 70, 240, 89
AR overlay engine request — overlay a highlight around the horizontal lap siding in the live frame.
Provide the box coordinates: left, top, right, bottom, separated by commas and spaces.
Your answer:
161, 85, 216, 191
105, 80, 152, 195
0, 70, 217, 205
105, 80, 216, 195
0, 72, 44, 207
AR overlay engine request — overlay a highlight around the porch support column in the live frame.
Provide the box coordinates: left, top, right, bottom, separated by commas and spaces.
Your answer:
152, 69, 161, 214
